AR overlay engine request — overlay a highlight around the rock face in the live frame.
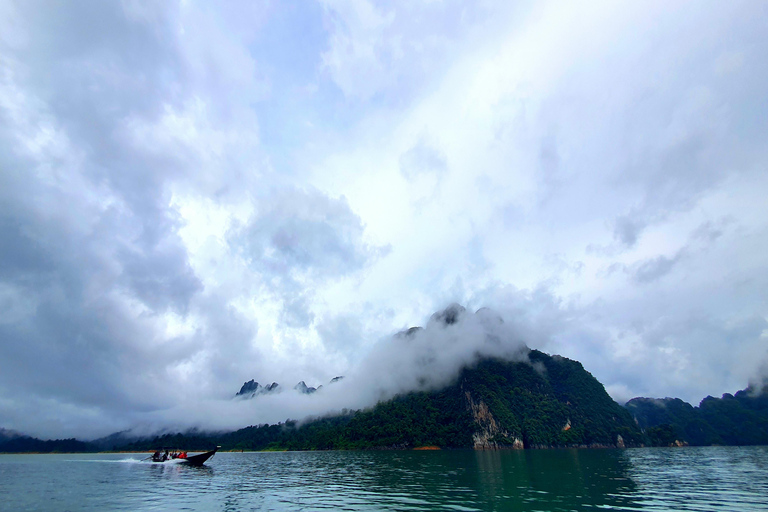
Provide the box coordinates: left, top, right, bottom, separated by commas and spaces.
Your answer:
236, 377, 343, 399
465, 391, 523, 450
455, 352, 643, 449
235, 380, 261, 397
429, 303, 466, 326
234, 380, 280, 399
294, 381, 317, 394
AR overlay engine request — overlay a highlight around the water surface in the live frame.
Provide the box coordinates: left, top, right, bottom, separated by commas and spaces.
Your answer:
1, 446, 766, 511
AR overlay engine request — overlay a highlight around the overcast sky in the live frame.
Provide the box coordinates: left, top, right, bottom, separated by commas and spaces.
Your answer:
1, 0, 767, 439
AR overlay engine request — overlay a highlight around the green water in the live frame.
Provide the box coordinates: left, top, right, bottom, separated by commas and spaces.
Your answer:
1, 446, 766, 511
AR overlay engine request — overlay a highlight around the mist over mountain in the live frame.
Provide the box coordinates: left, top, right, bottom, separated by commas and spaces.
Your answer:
3, 301, 766, 452
100, 306, 768, 450
2, 303, 766, 452
92, 355, 768, 452
234, 378, 339, 399
117, 304, 530, 436
105, 346, 644, 452
234, 380, 280, 398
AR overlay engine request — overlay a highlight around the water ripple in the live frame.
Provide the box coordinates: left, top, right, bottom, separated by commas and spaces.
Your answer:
1, 446, 767, 511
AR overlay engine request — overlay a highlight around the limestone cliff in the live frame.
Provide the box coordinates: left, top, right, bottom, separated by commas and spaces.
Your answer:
465, 391, 523, 449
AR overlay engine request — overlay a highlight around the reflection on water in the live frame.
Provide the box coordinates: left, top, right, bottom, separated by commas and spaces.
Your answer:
0, 447, 767, 511
469, 448, 639, 510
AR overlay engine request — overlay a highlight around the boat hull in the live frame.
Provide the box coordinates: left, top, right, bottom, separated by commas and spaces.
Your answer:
149, 446, 219, 466
183, 447, 218, 466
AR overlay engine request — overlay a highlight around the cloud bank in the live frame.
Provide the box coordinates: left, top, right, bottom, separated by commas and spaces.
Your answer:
141, 304, 531, 435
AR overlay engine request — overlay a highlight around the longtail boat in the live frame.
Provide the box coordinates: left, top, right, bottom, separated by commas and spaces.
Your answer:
149, 446, 219, 466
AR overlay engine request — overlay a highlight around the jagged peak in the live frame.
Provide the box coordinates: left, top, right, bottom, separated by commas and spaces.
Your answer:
395, 326, 423, 339
294, 381, 318, 394
236, 376, 346, 399
235, 379, 261, 397
429, 303, 466, 326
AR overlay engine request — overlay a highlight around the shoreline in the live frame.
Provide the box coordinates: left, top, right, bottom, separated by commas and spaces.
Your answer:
3, 444, 757, 455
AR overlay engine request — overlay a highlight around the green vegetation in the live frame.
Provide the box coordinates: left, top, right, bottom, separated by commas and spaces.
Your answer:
459, 352, 645, 448
118, 350, 645, 452
0, 436, 92, 453
4, 353, 765, 453
625, 386, 768, 446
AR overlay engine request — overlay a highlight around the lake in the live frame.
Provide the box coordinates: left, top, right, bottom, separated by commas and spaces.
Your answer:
1, 446, 766, 511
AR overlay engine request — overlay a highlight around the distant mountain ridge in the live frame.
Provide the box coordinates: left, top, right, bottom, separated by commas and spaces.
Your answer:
3, 305, 767, 453
0, 428, 91, 453
234, 377, 344, 398
625, 385, 768, 446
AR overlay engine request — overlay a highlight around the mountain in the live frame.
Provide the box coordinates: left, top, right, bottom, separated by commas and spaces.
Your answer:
0, 430, 93, 453
625, 385, 768, 446
294, 381, 318, 394
8, 354, 766, 452
275, 350, 645, 450
120, 348, 646, 452
235, 380, 280, 398
0, 428, 21, 441
235, 377, 344, 398
5, 303, 765, 452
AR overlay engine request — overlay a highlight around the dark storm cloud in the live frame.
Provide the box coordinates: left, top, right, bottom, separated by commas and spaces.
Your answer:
0, 155, 205, 424
0, 1, 261, 437
0, 0, 389, 438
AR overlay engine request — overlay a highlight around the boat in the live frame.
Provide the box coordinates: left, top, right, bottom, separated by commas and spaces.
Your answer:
149, 446, 219, 466
183, 446, 219, 466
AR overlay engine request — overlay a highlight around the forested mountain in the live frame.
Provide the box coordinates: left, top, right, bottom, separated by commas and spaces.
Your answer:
625, 385, 768, 446
118, 350, 645, 452
0, 428, 91, 453
4, 357, 766, 453
3, 337, 766, 453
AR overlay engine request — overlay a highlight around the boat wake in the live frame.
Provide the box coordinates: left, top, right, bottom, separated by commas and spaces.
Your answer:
66, 458, 145, 463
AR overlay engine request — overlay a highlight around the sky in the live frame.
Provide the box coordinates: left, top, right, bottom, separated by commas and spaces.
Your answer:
1, 0, 767, 440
